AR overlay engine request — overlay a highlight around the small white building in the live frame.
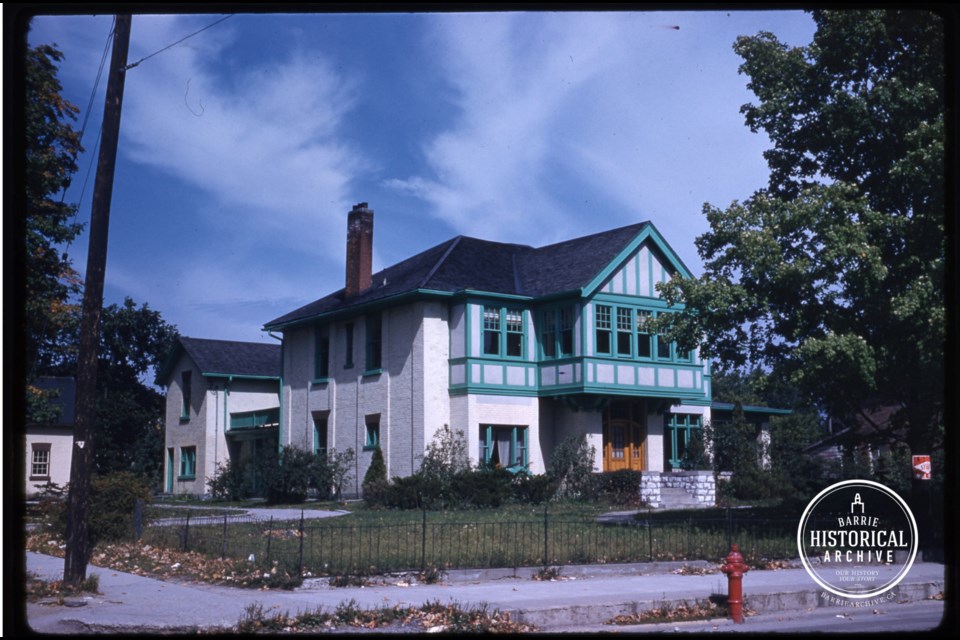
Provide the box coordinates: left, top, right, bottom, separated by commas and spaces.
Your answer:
24, 377, 76, 496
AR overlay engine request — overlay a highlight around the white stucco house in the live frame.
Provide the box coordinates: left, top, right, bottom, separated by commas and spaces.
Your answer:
160, 202, 793, 505
24, 377, 76, 497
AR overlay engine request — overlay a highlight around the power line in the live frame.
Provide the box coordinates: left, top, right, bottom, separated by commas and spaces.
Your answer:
124, 14, 234, 71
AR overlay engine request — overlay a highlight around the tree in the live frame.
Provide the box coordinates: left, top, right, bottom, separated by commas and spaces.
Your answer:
659, 10, 945, 456
23, 44, 84, 380
93, 298, 179, 483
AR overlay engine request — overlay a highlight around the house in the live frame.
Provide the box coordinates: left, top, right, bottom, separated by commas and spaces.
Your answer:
710, 402, 793, 471
157, 337, 281, 496
24, 377, 75, 496
258, 202, 718, 505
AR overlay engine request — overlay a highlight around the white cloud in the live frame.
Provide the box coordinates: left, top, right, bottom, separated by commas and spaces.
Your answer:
119, 15, 366, 258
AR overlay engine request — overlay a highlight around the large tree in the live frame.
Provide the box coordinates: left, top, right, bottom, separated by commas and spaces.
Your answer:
660, 10, 945, 454
24, 44, 85, 378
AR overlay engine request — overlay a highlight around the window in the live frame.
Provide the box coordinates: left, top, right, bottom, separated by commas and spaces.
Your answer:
364, 415, 380, 450
314, 325, 329, 380
344, 322, 355, 369
314, 413, 328, 457
656, 326, 672, 360
31, 443, 51, 480
665, 414, 702, 471
230, 408, 280, 429
483, 306, 525, 358
180, 370, 192, 419
541, 305, 574, 359
616, 307, 633, 357
365, 313, 382, 372
479, 425, 528, 472
179, 446, 197, 479
636, 311, 653, 358
595, 305, 612, 354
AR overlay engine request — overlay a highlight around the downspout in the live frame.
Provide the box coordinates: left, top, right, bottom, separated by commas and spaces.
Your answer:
268, 331, 284, 453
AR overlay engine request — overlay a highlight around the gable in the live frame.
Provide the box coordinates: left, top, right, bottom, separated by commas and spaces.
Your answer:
582, 224, 692, 299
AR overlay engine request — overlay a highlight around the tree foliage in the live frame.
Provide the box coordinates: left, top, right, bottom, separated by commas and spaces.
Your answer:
24, 44, 84, 376
659, 10, 944, 453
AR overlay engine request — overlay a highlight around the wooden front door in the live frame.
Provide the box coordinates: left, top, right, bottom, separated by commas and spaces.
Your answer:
602, 399, 647, 471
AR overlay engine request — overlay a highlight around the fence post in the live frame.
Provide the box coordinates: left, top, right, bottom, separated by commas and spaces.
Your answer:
133, 498, 143, 542
543, 503, 549, 567
421, 508, 427, 572
647, 512, 653, 562
298, 510, 305, 577
726, 507, 732, 550
183, 512, 190, 552
266, 516, 273, 563
221, 513, 228, 560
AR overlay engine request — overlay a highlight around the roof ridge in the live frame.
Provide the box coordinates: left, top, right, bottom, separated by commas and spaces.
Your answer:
418, 235, 463, 289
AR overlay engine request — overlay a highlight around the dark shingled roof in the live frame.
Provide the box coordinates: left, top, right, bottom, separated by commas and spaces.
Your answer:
265, 221, 651, 329
179, 337, 281, 378
31, 377, 76, 426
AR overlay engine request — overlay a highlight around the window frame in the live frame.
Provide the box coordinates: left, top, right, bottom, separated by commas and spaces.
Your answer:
482, 305, 526, 359
479, 425, 529, 472
364, 415, 380, 450
365, 313, 383, 373
313, 413, 328, 457
314, 324, 330, 381
180, 370, 192, 420
344, 322, 355, 369
665, 413, 702, 471
30, 443, 51, 481
540, 304, 575, 359
179, 446, 197, 480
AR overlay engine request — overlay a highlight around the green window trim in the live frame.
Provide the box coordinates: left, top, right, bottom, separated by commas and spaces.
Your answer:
364, 416, 380, 450
178, 446, 197, 480
594, 304, 684, 363
365, 313, 383, 372
230, 408, 280, 430
180, 370, 192, 420
665, 413, 702, 470
344, 322, 355, 369
313, 413, 328, 457
479, 425, 529, 472
314, 324, 330, 380
540, 304, 575, 359
482, 306, 526, 359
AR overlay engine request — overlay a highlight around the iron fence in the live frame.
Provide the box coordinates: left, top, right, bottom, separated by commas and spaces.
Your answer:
139, 507, 801, 577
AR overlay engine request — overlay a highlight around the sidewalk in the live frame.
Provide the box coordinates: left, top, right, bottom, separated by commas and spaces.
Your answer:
22, 551, 947, 634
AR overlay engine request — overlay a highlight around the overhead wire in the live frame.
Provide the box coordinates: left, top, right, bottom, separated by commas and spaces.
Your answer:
124, 14, 235, 71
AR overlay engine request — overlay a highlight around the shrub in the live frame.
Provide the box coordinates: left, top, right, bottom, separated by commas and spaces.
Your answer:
511, 473, 557, 505
88, 472, 153, 544
362, 447, 388, 507
598, 470, 643, 505
450, 467, 513, 509
256, 447, 317, 504
548, 434, 598, 500
207, 458, 253, 501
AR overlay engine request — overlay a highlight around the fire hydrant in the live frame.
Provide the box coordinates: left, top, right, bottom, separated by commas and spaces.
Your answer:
720, 543, 750, 624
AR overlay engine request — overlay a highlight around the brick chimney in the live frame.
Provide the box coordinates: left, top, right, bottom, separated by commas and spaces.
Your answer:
345, 202, 374, 297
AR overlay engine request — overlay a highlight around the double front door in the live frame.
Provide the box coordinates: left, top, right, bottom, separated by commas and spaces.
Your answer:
602, 399, 646, 471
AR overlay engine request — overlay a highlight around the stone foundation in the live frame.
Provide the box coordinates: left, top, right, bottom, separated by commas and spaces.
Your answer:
638, 470, 716, 508
638, 471, 662, 508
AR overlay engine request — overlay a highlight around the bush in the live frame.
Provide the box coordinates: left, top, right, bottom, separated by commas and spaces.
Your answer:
256, 447, 318, 504
548, 434, 598, 500
362, 447, 388, 507
450, 467, 514, 509
207, 458, 253, 501
511, 473, 557, 505
598, 470, 643, 505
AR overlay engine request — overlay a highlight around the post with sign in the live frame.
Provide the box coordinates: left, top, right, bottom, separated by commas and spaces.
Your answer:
912, 455, 931, 481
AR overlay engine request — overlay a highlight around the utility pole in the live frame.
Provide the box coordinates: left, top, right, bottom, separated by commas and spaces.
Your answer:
63, 14, 132, 586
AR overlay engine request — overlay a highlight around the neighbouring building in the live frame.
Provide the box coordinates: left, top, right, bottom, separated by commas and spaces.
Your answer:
157, 337, 281, 496
160, 203, 794, 506
24, 377, 76, 497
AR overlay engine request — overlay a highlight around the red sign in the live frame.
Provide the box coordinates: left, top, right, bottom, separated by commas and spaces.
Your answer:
912, 455, 931, 480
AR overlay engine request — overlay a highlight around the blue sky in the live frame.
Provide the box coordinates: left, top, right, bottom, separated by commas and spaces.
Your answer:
26, 9, 817, 344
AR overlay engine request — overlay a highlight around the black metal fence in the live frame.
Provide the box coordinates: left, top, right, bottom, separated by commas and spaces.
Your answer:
140, 508, 800, 577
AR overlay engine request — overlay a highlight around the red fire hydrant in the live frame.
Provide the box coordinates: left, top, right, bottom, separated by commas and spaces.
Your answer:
720, 543, 750, 624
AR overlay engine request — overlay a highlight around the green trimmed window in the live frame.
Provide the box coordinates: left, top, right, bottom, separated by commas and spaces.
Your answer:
314, 413, 328, 456
479, 425, 528, 472
314, 325, 330, 379
364, 415, 380, 450
541, 305, 574, 358
230, 408, 280, 430
179, 446, 196, 479
365, 313, 382, 372
636, 311, 652, 358
665, 414, 702, 470
616, 307, 633, 357
180, 370, 192, 419
344, 322, 355, 369
483, 306, 525, 358
595, 304, 612, 354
